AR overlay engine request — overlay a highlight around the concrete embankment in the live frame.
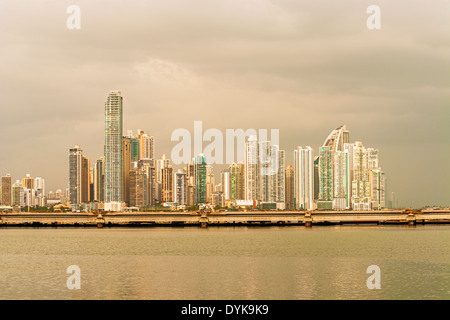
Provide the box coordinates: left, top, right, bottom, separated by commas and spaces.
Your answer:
0, 210, 449, 228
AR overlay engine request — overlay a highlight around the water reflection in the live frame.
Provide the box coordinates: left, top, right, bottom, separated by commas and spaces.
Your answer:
0, 226, 448, 299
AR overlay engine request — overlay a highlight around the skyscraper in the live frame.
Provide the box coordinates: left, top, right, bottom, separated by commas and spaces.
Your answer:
285, 164, 295, 210
34, 177, 46, 207
237, 161, 245, 200
175, 169, 187, 205
95, 157, 105, 202
351, 140, 371, 210
367, 147, 385, 210
259, 140, 273, 203
129, 167, 146, 208
367, 148, 379, 170
138, 158, 157, 207
221, 169, 231, 200
185, 160, 196, 206
12, 180, 23, 208
245, 135, 259, 201
294, 146, 314, 211
22, 174, 34, 190
206, 165, 215, 204
370, 169, 385, 210
157, 154, 170, 184
333, 150, 349, 210
343, 143, 355, 208
320, 125, 350, 210
229, 163, 239, 200
161, 164, 174, 203
318, 146, 333, 209
126, 130, 140, 162
138, 130, 154, 160
276, 149, 285, 204
1, 174, 12, 207
81, 156, 90, 203
69, 145, 83, 205
313, 156, 319, 201
104, 91, 123, 204
323, 125, 350, 153
122, 137, 132, 205
194, 154, 207, 204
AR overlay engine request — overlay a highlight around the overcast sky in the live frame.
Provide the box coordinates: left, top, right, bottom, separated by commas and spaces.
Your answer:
0, 0, 449, 208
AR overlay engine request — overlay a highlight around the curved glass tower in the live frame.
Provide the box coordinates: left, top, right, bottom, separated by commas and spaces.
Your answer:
322, 125, 350, 152
319, 125, 350, 210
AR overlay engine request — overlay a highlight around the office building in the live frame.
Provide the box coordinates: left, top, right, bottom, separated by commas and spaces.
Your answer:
245, 135, 259, 201
194, 154, 207, 204
285, 164, 295, 210
69, 145, 83, 205
175, 169, 187, 205
294, 146, 314, 211
104, 91, 123, 204
1, 174, 12, 207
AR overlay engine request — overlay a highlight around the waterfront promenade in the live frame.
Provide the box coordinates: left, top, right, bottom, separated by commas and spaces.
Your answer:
0, 209, 449, 228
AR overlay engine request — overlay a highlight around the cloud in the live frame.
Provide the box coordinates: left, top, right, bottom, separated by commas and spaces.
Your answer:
0, 0, 448, 207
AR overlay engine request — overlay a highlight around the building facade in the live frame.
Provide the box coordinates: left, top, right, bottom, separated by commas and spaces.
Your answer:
104, 91, 123, 203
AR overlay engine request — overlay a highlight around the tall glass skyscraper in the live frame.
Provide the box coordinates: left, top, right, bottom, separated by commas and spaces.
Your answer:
245, 135, 259, 201
95, 157, 105, 202
333, 150, 349, 210
259, 141, 273, 203
276, 149, 285, 204
351, 140, 371, 210
194, 154, 207, 204
175, 169, 187, 205
319, 125, 350, 210
294, 146, 314, 210
104, 91, 123, 203
229, 162, 239, 200
285, 164, 295, 210
1, 174, 12, 207
318, 146, 333, 209
69, 145, 83, 205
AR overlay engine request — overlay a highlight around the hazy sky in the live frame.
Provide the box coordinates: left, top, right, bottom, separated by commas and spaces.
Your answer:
0, 0, 449, 208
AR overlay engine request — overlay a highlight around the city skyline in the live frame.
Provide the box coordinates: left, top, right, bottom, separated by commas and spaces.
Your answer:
0, 90, 442, 210
0, 1, 449, 208
0, 93, 400, 212
63, 101, 391, 211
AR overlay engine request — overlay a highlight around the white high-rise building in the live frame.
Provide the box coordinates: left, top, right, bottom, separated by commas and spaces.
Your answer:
245, 135, 259, 201
293, 146, 314, 211
157, 154, 170, 183
333, 151, 349, 210
221, 169, 231, 200
206, 165, 215, 204
34, 177, 46, 207
104, 91, 123, 205
276, 149, 285, 204
370, 169, 385, 210
351, 141, 371, 211
175, 169, 187, 205
259, 141, 273, 203
259, 141, 284, 205
367, 148, 379, 170
343, 143, 355, 209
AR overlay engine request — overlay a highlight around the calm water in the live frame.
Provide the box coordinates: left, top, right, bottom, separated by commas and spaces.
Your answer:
0, 225, 449, 300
